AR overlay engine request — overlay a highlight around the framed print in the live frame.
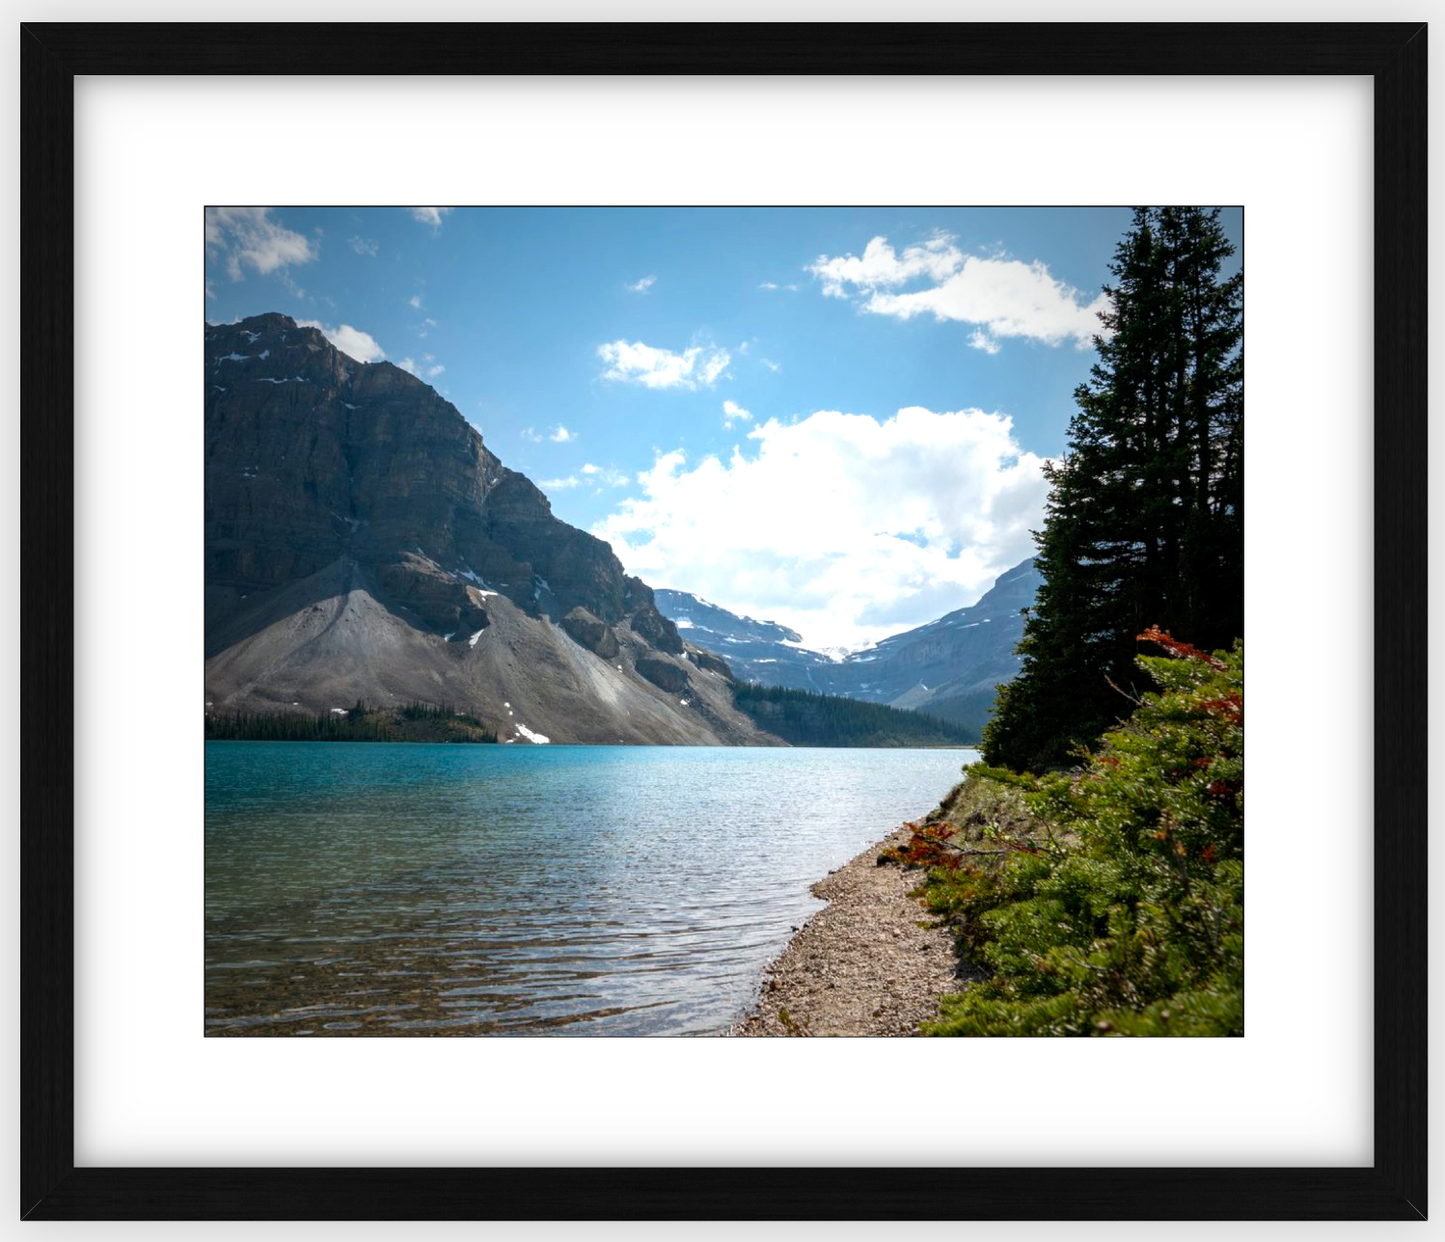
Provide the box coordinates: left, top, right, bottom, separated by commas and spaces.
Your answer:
20, 22, 1426, 1220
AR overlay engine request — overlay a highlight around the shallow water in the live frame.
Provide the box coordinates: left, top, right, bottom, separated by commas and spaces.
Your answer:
205, 742, 974, 1036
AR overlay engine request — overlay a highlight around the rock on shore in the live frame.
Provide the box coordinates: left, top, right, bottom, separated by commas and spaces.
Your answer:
731, 825, 980, 1037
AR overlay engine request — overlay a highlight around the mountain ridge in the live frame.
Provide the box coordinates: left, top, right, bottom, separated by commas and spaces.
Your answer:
655, 557, 1041, 737
204, 313, 776, 746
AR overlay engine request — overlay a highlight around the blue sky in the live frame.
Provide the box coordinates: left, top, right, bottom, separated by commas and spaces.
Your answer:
205, 206, 1242, 648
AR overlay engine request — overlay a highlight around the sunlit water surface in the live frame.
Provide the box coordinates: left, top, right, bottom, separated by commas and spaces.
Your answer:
205, 742, 974, 1036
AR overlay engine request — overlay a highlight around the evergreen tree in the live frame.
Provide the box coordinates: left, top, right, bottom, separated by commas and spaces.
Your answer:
984, 208, 1243, 772
205, 704, 497, 743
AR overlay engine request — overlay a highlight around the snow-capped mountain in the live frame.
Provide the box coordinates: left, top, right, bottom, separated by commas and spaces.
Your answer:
655, 558, 1041, 739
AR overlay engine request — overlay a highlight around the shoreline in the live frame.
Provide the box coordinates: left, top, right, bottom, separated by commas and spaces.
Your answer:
730, 817, 981, 1037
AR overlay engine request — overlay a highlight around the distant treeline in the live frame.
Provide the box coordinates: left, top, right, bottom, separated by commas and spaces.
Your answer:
205, 700, 497, 744
917, 686, 1002, 742
733, 683, 977, 748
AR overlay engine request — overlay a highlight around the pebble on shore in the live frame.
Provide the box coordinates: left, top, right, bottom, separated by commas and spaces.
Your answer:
729, 825, 982, 1037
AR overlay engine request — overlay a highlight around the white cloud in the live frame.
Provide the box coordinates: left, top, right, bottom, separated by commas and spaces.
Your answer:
722, 400, 752, 427
761, 359, 781, 373
296, 319, 386, 364
542, 476, 581, 490
520, 427, 542, 443
278, 269, 308, 301
549, 426, 575, 443
626, 275, 656, 293
697, 352, 730, 387
598, 339, 731, 390
592, 406, 1049, 647
759, 281, 778, 291
409, 294, 423, 309
348, 236, 379, 256
206, 207, 316, 281
408, 207, 453, 228
581, 463, 629, 488
809, 233, 1108, 350
759, 281, 798, 292
810, 233, 961, 298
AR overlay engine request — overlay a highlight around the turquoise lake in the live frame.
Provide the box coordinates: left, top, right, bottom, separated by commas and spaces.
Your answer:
205, 742, 975, 1036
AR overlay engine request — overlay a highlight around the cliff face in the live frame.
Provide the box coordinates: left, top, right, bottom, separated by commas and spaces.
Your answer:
204, 313, 771, 746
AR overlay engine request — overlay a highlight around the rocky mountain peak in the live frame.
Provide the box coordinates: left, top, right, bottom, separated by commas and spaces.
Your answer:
205, 313, 749, 745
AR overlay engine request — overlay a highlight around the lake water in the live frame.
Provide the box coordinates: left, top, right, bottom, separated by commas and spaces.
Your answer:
205, 742, 974, 1036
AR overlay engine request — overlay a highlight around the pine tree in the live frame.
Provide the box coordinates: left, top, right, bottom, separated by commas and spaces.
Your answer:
984, 208, 1243, 772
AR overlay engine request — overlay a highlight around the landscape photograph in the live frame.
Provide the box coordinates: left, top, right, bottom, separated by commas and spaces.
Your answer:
204, 205, 1243, 1038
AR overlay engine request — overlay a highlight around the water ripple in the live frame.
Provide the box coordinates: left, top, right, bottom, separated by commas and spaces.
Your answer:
205, 742, 972, 1035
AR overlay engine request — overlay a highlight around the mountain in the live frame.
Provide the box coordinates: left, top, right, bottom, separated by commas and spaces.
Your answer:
204, 313, 773, 746
654, 558, 1041, 739
844, 558, 1040, 734
652, 589, 851, 682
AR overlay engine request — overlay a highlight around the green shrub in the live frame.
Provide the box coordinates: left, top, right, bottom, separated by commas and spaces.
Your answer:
922, 629, 1243, 1037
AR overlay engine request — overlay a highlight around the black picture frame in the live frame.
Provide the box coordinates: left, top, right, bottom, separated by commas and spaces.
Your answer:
20, 22, 1426, 1221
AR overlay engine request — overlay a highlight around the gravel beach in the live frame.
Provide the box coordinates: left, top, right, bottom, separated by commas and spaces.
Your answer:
730, 824, 980, 1037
